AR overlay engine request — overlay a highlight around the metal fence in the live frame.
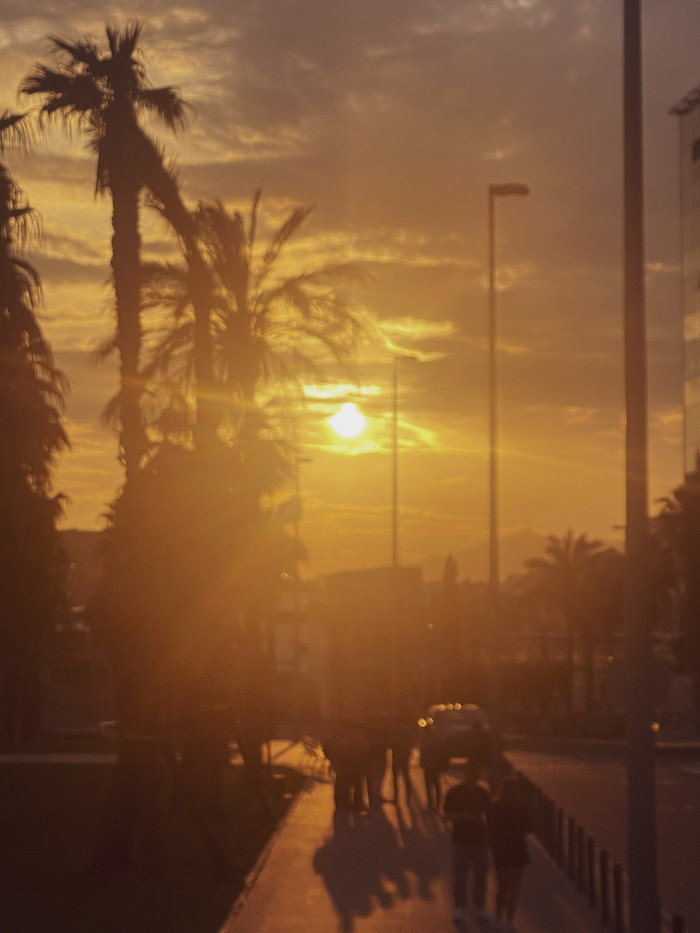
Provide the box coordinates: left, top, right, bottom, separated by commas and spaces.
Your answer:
514, 771, 685, 933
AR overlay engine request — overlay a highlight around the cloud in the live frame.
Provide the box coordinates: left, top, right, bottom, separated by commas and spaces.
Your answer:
31, 253, 107, 285
0, 0, 695, 571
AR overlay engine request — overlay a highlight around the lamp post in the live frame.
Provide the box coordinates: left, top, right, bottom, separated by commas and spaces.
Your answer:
292, 456, 312, 716
487, 182, 529, 779
393, 357, 399, 569
391, 355, 411, 710
622, 2, 659, 930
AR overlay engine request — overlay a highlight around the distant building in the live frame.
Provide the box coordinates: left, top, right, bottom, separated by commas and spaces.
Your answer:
671, 84, 700, 476
321, 566, 426, 718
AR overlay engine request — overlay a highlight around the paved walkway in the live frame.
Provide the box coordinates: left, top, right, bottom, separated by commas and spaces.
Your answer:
220, 743, 604, 933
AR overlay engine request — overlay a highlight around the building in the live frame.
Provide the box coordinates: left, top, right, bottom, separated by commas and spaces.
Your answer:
321, 566, 426, 719
671, 84, 700, 476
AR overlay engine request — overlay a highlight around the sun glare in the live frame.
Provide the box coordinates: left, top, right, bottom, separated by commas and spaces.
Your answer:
328, 402, 367, 439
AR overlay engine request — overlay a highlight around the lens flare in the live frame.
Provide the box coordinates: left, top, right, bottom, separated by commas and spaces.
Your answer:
328, 402, 366, 439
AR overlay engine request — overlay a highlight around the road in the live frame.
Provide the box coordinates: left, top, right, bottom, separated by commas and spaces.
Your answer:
505, 745, 700, 930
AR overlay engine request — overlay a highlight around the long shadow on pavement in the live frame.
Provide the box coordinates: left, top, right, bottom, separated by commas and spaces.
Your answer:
312, 796, 449, 932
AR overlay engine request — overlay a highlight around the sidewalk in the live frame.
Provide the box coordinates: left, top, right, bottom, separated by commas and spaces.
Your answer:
220, 744, 603, 933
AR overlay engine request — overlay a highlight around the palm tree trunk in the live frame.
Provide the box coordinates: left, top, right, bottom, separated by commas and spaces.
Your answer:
110, 172, 144, 485
101, 152, 154, 866
138, 139, 215, 443
187, 248, 216, 446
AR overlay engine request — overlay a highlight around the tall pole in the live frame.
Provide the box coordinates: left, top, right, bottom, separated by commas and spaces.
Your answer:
623, 2, 660, 930
488, 192, 499, 604
486, 183, 529, 783
391, 358, 400, 712
393, 356, 399, 570
487, 188, 501, 783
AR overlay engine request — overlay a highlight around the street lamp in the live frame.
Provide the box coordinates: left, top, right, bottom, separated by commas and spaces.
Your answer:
391, 355, 412, 712
622, 2, 659, 930
488, 183, 529, 596
487, 181, 529, 780
393, 357, 399, 570
392, 355, 413, 569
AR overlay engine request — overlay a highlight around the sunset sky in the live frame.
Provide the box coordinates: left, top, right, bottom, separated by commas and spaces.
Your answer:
3, 1, 699, 579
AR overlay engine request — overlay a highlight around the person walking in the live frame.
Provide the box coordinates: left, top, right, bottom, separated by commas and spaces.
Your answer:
487, 775, 533, 929
363, 718, 388, 809
390, 717, 414, 803
443, 759, 492, 923
419, 724, 446, 809
466, 719, 490, 779
324, 720, 366, 811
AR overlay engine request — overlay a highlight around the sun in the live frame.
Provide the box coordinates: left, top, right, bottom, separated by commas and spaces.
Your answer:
328, 402, 367, 439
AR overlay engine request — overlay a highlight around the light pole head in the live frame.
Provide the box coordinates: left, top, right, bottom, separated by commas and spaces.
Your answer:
489, 182, 530, 198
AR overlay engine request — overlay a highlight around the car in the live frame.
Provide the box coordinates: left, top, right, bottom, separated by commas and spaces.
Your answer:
418, 702, 490, 761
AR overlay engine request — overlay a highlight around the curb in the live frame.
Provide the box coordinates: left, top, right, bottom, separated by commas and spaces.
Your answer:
218, 746, 309, 931
505, 734, 700, 758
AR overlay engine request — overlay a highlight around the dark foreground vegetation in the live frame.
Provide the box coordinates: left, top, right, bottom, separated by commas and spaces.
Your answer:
2, 756, 303, 933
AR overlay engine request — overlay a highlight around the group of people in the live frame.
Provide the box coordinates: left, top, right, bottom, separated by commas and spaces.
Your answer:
323, 717, 532, 929
322, 717, 415, 811
444, 761, 532, 930
418, 719, 490, 809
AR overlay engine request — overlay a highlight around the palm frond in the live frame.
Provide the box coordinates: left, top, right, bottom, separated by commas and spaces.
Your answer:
248, 188, 262, 248
100, 389, 122, 428
48, 35, 100, 68
252, 203, 315, 293
0, 111, 32, 154
21, 67, 103, 121
107, 21, 143, 62
137, 87, 189, 131
91, 334, 118, 364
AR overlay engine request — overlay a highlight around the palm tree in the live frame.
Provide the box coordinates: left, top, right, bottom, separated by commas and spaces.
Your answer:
523, 530, 620, 715
655, 476, 700, 731
136, 192, 364, 792
0, 110, 68, 741
142, 191, 366, 433
21, 22, 187, 484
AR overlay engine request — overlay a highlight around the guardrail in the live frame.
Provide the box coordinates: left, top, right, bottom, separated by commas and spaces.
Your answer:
514, 771, 685, 933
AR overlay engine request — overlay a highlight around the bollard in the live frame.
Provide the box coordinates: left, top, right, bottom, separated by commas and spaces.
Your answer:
587, 836, 596, 907
557, 808, 565, 868
577, 825, 586, 893
535, 785, 545, 839
545, 796, 556, 855
613, 863, 625, 933
567, 817, 576, 882
600, 849, 610, 925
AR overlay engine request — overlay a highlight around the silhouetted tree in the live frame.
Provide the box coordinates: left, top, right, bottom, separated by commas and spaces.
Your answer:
22, 22, 187, 484
142, 191, 365, 423
523, 531, 622, 715
137, 192, 365, 782
22, 23, 203, 873
0, 110, 69, 742
655, 475, 700, 731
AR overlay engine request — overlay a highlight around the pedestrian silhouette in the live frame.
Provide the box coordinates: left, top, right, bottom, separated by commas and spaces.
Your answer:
419, 724, 447, 809
487, 774, 533, 927
466, 719, 490, 780
390, 716, 414, 803
443, 759, 492, 923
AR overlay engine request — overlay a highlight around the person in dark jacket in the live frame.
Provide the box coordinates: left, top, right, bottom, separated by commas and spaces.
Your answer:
324, 720, 366, 811
419, 724, 447, 809
487, 775, 533, 928
390, 718, 415, 803
443, 759, 492, 922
